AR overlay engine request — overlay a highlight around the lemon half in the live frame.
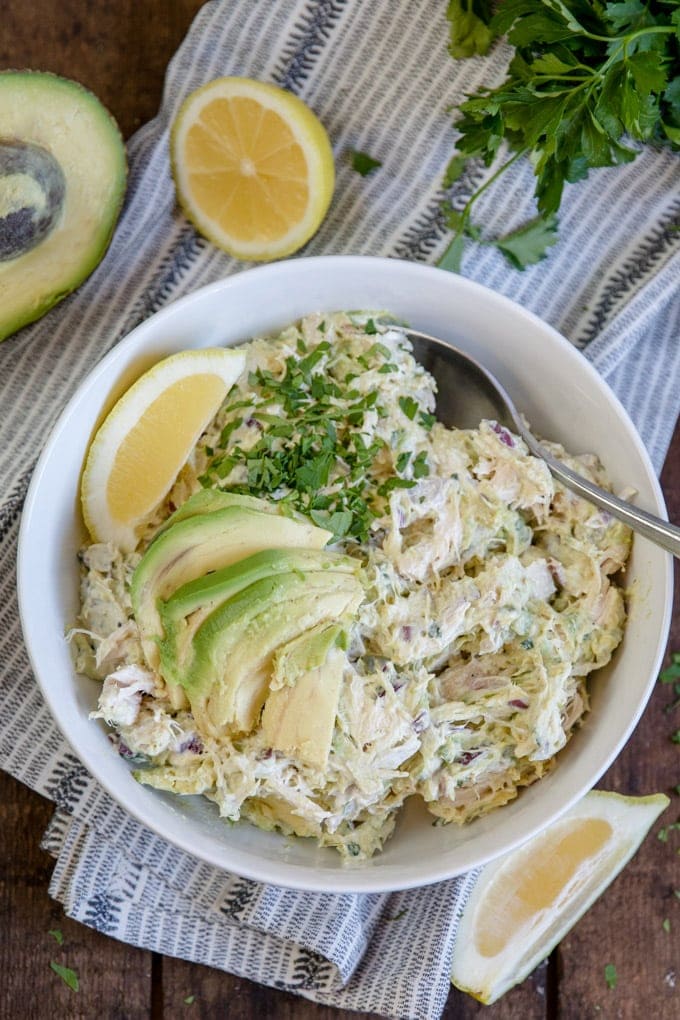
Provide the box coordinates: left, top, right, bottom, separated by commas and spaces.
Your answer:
170, 77, 335, 261
451, 790, 669, 1005
81, 347, 246, 551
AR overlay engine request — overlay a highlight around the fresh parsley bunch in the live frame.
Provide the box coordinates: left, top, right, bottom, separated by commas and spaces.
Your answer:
441, 0, 680, 270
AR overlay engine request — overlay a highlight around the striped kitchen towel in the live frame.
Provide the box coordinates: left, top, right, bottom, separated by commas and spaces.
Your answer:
1, 1, 678, 1017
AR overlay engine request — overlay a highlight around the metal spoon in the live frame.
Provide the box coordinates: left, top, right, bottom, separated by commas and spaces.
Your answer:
399, 325, 680, 559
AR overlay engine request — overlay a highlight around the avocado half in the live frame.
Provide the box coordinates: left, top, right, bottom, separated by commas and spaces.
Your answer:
0, 71, 127, 342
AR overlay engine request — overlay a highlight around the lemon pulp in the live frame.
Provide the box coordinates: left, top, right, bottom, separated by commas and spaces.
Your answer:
106, 374, 227, 523
81, 347, 246, 550
450, 791, 669, 1005
475, 818, 612, 957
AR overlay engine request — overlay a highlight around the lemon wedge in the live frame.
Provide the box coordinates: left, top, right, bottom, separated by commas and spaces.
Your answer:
81, 347, 246, 551
170, 77, 335, 261
451, 790, 669, 1005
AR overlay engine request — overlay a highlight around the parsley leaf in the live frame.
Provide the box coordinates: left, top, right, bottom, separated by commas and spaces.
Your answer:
50, 961, 79, 992
48, 928, 64, 945
349, 149, 382, 176
493, 214, 559, 269
442, 0, 680, 269
437, 232, 466, 273
447, 0, 495, 58
604, 963, 618, 989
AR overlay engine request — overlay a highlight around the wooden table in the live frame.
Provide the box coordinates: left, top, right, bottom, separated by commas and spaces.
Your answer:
1, 3, 678, 1016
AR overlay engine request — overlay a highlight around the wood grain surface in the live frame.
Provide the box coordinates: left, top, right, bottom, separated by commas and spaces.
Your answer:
1, 2, 678, 1017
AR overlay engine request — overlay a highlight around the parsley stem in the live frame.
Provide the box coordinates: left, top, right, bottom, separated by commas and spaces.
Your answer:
458, 147, 526, 230
582, 25, 675, 44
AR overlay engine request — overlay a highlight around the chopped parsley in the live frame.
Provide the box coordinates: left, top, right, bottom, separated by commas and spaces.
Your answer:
385, 908, 408, 922
201, 324, 433, 541
50, 961, 79, 992
398, 396, 419, 420
662, 918, 671, 934
349, 149, 382, 176
604, 963, 617, 990
659, 653, 680, 684
184, 994, 196, 1005
48, 928, 64, 945
412, 451, 430, 479
658, 823, 680, 843
660, 653, 680, 713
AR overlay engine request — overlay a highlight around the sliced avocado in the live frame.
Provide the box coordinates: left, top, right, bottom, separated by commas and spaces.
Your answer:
156, 489, 281, 536
0, 71, 127, 342
187, 571, 363, 735
130, 504, 333, 673
269, 622, 343, 689
157, 548, 357, 687
262, 628, 345, 769
242, 796, 321, 838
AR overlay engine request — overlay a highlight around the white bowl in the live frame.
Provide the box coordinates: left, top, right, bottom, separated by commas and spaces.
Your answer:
17, 256, 673, 893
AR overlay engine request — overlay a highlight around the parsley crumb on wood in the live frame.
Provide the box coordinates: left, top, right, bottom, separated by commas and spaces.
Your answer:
658, 822, 680, 843
438, 0, 680, 271
604, 963, 617, 990
50, 961, 79, 992
48, 928, 64, 945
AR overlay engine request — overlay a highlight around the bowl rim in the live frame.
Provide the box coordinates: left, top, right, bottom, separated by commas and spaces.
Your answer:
17, 255, 674, 892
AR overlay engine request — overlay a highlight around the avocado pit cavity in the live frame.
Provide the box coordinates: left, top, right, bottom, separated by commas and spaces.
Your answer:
0, 139, 65, 261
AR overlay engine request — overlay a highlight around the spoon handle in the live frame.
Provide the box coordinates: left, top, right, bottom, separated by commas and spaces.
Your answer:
524, 435, 680, 558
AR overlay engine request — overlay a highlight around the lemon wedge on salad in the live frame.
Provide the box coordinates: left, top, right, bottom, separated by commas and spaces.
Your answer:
451, 790, 669, 1005
170, 76, 335, 261
81, 347, 245, 551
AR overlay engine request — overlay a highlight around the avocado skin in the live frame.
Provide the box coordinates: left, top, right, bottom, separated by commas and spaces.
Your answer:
187, 571, 362, 734
157, 546, 357, 687
0, 71, 127, 342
